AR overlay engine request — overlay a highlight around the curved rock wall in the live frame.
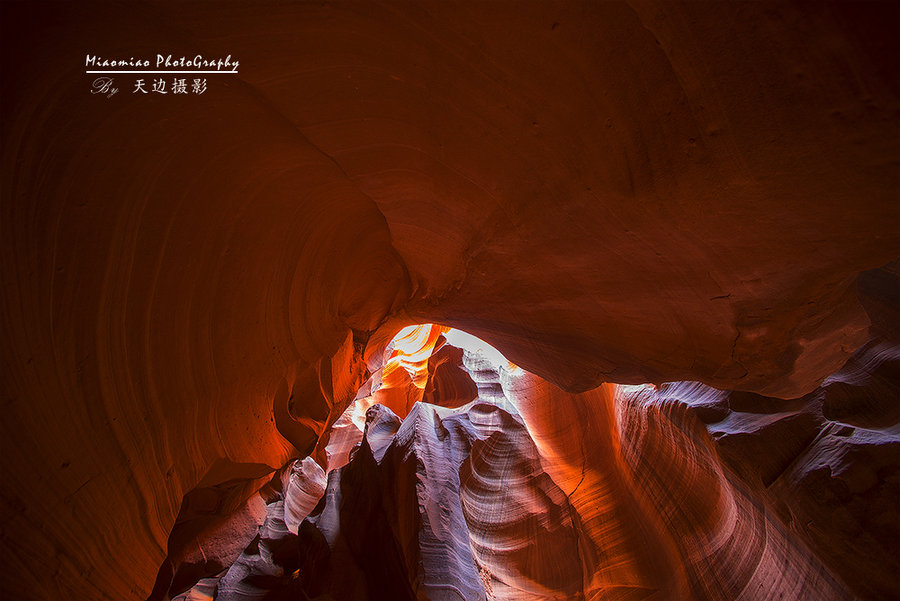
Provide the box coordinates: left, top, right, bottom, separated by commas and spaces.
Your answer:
171, 343, 859, 600
1, 2, 898, 599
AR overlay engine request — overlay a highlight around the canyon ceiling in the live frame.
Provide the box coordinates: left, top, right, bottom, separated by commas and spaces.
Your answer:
1, 2, 898, 600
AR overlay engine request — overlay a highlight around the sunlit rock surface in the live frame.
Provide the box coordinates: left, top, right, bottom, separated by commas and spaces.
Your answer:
1, 1, 898, 599
694, 342, 900, 600
151, 339, 883, 600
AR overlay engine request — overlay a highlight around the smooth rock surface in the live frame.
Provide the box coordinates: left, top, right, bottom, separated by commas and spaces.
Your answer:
289, 360, 856, 600
1, 2, 898, 599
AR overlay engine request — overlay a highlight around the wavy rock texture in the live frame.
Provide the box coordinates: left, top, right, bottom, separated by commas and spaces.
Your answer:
86, 334, 900, 600
153, 335, 895, 600
287, 348, 856, 600
312, 323, 453, 472
684, 340, 900, 600
149, 456, 326, 600
1, 1, 899, 599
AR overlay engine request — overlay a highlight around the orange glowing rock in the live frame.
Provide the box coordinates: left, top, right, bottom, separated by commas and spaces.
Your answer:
372, 324, 449, 418
1, 2, 897, 599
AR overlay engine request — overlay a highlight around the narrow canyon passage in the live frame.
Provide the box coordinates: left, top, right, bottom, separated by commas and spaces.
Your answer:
1, 2, 898, 600
150, 322, 896, 600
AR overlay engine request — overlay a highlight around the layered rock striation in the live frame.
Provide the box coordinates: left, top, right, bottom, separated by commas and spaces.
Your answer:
1, 1, 898, 599
153, 333, 896, 600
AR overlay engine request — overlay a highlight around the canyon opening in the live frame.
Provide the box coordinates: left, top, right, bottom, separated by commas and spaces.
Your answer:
2, 2, 898, 601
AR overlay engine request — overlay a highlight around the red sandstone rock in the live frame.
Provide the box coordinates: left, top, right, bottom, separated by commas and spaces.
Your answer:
422, 343, 479, 409
285, 353, 857, 600
0, 2, 898, 599
131, 334, 900, 599
687, 340, 900, 600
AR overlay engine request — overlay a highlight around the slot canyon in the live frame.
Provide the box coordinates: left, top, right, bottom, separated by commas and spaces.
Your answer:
1, 2, 898, 600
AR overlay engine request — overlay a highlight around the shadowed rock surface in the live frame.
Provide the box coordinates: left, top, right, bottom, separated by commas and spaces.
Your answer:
1, 1, 898, 599
152, 341, 893, 600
